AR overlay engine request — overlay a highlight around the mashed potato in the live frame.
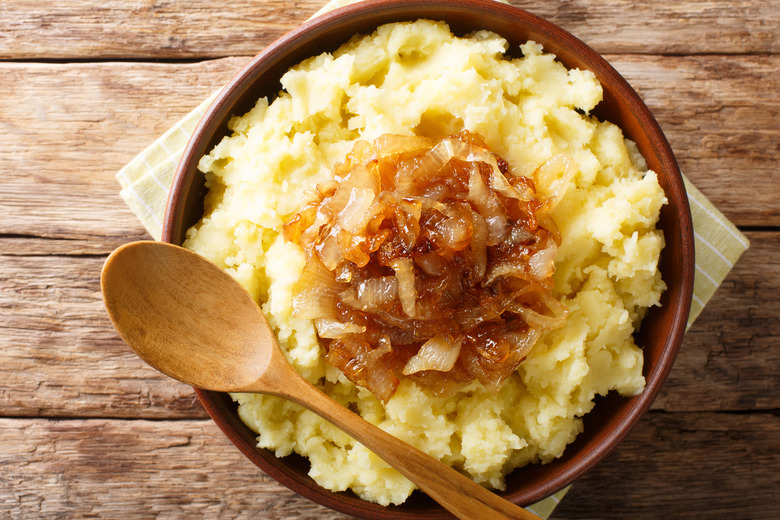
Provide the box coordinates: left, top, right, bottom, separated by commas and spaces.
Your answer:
184, 20, 666, 505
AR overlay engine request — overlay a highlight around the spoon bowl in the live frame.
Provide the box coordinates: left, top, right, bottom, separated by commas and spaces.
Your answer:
101, 240, 540, 520
101, 240, 277, 392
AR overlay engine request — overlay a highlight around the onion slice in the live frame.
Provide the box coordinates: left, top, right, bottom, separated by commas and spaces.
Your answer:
527, 238, 557, 281
402, 335, 462, 375
315, 319, 368, 338
339, 276, 398, 311
534, 154, 575, 210
291, 256, 344, 319
509, 291, 568, 330
389, 258, 417, 317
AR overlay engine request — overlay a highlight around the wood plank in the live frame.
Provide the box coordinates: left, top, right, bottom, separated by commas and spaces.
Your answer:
0, 236, 148, 257
0, 0, 777, 59
0, 54, 776, 244
552, 411, 780, 519
1, 412, 776, 519
539, 0, 780, 56
652, 231, 780, 412
0, 417, 356, 520
1, 232, 776, 419
0, 57, 249, 240
0, 0, 319, 60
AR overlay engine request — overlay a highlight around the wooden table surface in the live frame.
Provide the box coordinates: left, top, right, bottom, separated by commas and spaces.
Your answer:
1, 1, 778, 518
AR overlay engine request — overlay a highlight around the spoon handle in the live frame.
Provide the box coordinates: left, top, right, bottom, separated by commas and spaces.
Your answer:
259, 367, 540, 520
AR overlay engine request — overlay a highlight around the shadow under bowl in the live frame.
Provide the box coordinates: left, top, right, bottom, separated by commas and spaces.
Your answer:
163, 0, 695, 518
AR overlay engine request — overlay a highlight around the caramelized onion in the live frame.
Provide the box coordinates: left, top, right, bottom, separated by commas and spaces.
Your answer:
325, 336, 398, 402
291, 256, 342, 319
285, 132, 569, 401
527, 238, 558, 281
402, 335, 462, 375
339, 276, 398, 312
390, 258, 417, 317
315, 318, 368, 339
534, 154, 574, 210
508, 290, 568, 330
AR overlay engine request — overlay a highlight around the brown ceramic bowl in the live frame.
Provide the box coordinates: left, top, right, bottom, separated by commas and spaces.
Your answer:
163, 0, 694, 517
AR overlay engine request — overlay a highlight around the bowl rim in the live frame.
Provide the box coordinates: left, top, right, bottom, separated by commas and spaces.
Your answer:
163, 0, 694, 517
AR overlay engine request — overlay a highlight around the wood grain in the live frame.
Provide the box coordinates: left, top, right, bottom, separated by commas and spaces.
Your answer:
0, 0, 777, 59
553, 411, 780, 519
0, 57, 248, 240
0, 232, 774, 419
1, 411, 776, 520
652, 230, 780, 412
0, 418, 353, 520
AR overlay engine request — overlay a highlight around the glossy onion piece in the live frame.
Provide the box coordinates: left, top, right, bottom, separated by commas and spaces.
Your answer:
402, 335, 462, 375
285, 131, 568, 401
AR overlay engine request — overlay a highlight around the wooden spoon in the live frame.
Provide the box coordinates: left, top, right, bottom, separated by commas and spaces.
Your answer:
101, 241, 541, 520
